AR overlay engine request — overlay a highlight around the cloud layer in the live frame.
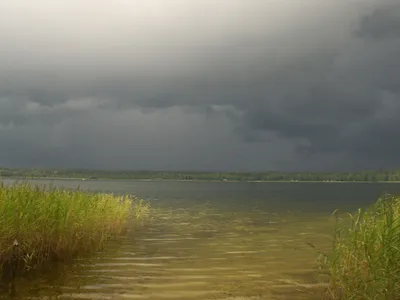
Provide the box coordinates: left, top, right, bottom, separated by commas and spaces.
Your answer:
0, 0, 399, 171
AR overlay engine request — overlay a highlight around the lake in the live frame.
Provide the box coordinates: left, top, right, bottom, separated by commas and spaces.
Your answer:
2, 179, 400, 299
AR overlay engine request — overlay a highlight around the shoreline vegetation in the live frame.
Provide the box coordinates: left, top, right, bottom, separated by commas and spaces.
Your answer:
311, 194, 400, 299
2, 167, 400, 182
0, 182, 150, 280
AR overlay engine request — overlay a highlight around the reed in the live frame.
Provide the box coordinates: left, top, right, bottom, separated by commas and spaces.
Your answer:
322, 195, 400, 299
0, 182, 150, 277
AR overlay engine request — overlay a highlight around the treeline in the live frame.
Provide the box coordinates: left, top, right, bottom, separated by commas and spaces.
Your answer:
1, 168, 400, 182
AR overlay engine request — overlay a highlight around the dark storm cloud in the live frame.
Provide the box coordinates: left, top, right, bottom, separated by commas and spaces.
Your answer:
357, 2, 400, 39
0, 0, 399, 171
235, 0, 400, 168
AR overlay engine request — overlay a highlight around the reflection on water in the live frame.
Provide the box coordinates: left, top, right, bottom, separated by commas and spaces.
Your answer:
2, 180, 400, 299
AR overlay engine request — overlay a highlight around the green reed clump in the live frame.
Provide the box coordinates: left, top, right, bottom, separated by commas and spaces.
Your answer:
0, 182, 150, 276
324, 195, 400, 299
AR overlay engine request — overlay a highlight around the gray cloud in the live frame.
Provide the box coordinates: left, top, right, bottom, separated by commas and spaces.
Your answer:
357, 3, 400, 39
0, 0, 399, 171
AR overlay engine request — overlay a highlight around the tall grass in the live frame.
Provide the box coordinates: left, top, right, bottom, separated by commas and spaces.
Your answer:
0, 182, 150, 277
322, 195, 400, 299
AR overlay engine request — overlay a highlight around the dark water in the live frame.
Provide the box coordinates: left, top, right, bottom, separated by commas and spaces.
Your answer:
3, 179, 400, 299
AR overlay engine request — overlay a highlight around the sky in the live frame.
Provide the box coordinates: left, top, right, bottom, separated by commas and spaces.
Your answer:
0, 0, 399, 172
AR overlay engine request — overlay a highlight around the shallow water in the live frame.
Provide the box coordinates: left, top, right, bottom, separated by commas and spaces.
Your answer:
2, 180, 400, 299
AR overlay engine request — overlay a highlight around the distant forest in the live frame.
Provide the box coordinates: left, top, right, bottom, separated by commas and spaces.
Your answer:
1, 168, 400, 182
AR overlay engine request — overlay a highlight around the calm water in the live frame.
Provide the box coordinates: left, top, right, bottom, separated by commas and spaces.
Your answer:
2, 179, 400, 299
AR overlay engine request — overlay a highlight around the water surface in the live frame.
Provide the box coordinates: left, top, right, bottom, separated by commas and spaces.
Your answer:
2, 180, 400, 299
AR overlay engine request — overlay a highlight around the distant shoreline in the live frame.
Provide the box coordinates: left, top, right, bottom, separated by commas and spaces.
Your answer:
3, 168, 400, 183
2, 177, 400, 184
